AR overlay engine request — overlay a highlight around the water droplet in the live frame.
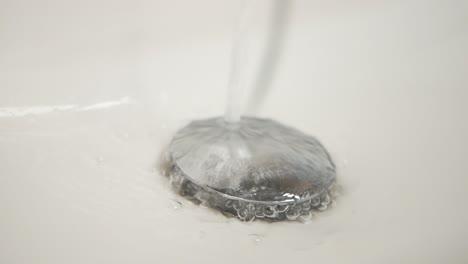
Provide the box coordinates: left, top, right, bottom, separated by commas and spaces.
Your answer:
263, 205, 278, 218
321, 193, 331, 205
276, 204, 289, 212
225, 200, 234, 208
299, 201, 311, 211
249, 234, 264, 244
298, 211, 313, 223
170, 199, 183, 210
318, 204, 328, 211
246, 203, 255, 211
254, 206, 265, 218
233, 200, 245, 211
95, 156, 104, 165
286, 205, 301, 220
199, 200, 210, 209
310, 197, 321, 207
237, 207, 255, 222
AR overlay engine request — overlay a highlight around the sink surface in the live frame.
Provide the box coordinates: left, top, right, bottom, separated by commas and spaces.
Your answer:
1, 0, 467, 263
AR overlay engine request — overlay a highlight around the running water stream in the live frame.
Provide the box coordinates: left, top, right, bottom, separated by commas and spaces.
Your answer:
166, 0, 336, 222
225, 1, 257, 122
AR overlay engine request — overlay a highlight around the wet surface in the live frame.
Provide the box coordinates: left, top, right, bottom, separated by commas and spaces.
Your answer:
1, 0, 468, 263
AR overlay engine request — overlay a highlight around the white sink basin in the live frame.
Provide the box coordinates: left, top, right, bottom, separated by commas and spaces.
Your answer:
1, 0, 467, 263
